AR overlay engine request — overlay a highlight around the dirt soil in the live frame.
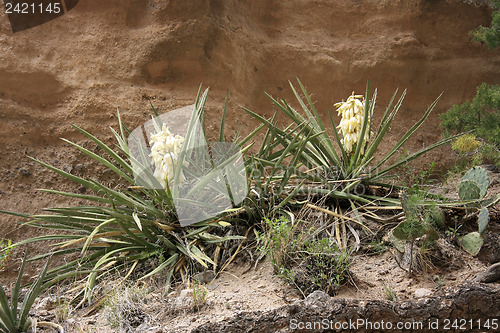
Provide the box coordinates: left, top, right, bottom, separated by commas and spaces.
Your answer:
0, 0, 500, 332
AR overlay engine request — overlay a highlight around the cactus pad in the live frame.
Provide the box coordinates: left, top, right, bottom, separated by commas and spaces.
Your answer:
459, 232, 484, 256
462, 166, 489, 198
478, 207, 489, 235
458, 179, 481, 201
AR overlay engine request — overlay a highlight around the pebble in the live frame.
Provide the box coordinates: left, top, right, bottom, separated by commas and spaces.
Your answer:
207, 283, 219, 290
20, 168, 30, 177
36, 296, 57, 311
414, 288, 432, 298
179, 289, 193, 299
194, 271, 215, 284
74, 164, 85, 173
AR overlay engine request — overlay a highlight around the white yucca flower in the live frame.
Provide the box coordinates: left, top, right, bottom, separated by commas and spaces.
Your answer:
149, 123, 185, 188
334, 92, 369, 154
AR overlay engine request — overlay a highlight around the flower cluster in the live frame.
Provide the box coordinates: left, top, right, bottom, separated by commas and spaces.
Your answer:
149, 124, 185, 188
334, 92, 369, 154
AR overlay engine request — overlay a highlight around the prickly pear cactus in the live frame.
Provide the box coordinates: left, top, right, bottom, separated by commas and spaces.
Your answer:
459, 232, 484, 256
458, 179, 482, 201
462, 166, 489, 198
478, 207, 489, 235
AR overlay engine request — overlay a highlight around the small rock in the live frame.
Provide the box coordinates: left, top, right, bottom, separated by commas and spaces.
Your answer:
207, 283, 219, 290
179, 289, 193, 299
176, 289, 194, 307
473, 262, 500, 283
19, 168, 30, 177
36, 296, 57, 311
74, 164, 85, 173
194, 271, 215, 284
257, 283, 267, 289
305, 290, 330, 306
364, 264, 372, 270
251, 275, 259, 280
414, 288, 432, 298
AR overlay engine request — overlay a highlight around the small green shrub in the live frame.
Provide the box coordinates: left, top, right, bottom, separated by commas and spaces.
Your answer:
191, 281, 209, 311
441, 83, 500, 173
434, 275, 445, 289
383, 283, 398, 301
367, 240, 388, 254
392, 193, 440, 275
441, 83, 500, 147
54, 297, 73, 324
470, 0, 500, 49
104, 284, 148, 331
452, 134, 482, 155
256, 216, 298, 270
302, 239, 352, 296
257, 216, 351, 297
448, 134, 488, 173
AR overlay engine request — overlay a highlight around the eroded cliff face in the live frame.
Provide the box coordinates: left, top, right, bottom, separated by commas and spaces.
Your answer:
0, 0, 498, 240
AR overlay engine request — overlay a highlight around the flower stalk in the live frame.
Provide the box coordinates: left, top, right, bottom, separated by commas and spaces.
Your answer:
335, 92, 369, 155
149, 124, 185, 188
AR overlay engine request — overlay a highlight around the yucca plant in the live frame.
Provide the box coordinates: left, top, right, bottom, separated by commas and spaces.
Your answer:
2, 87, 251, 303
0, 253, 62, 333
244, 79, 461, 205
243, 111, 308, 220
